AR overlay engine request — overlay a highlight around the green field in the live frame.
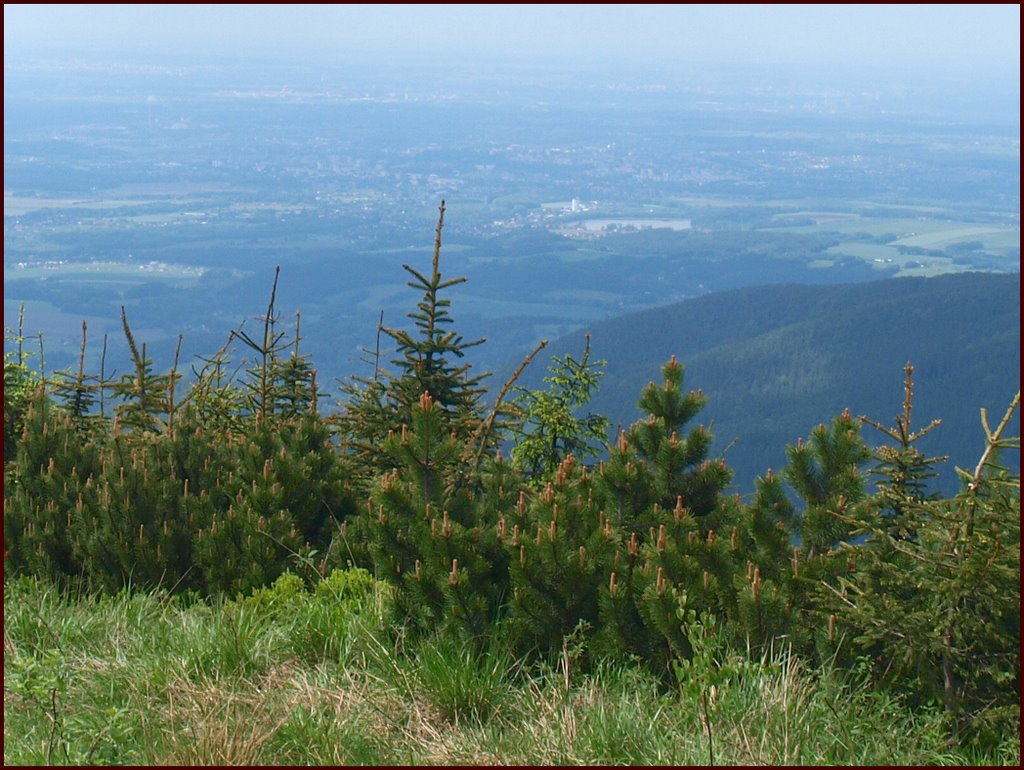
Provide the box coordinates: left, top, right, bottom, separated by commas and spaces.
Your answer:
770, 215, 1019, 244
4, 195, 167, 217
4, 260, 207, 286
893, 226, 1019, 250
823, 243, 962, 276
765, 211, 1019, 275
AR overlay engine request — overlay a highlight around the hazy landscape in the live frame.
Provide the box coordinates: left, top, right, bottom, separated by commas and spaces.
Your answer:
5, 51, 1019, 386
4, 6, 1020, 764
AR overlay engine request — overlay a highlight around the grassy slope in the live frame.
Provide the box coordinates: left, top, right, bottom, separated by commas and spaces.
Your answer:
4, 575, 1018, 766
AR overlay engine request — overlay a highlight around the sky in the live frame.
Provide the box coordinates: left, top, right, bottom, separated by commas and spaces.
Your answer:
3, 3, 1020, 80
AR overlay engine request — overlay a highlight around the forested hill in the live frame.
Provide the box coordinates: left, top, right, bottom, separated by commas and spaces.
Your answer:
525, 271, 1020, 495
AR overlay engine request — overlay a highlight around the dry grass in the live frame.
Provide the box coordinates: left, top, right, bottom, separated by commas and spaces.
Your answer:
5, 576, 1017, 766
151, 670, 295, 765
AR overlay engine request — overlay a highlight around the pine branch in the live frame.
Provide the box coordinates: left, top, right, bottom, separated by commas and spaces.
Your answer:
968, 391, 1020, 493
468, 338, 550, 473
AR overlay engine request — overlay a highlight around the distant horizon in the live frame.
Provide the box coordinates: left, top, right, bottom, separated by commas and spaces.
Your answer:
4, 4, 1020, 86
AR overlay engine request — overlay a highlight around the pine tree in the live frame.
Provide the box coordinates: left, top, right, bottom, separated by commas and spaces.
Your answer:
108, 307, 180, 436
365, 391, 511, 640
4, 393, 98, 581
631, 356, 723, 512
4, 304, 41, 461
727, 469, 809, 656
184, 335, 248, 434
339, 201, 489, 482
272, 312, 319, 420
595, 356, 730, 533
592, 357, 736, 672
822, 379, 1020, 740
49, 321, 102, 437
784, 408, 870, 555
71, 433, 196, 592
232, 267, 320, 425
859, 363, 946, 534
384, 205, 488, 430
5, 278, 354, 597
506, 454, 619, 657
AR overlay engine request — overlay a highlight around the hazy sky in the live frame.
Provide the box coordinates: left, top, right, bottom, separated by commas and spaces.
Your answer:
3, 3, 1020, 80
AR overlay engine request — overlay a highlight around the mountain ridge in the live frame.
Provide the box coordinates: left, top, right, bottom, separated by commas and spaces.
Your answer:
519, 271, 1020, 494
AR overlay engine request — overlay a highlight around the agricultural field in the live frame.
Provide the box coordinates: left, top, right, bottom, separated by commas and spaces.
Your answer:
5, 260, 206, 286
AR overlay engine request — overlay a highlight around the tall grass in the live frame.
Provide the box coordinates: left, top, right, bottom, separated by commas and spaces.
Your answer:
4, 574, 1018, 765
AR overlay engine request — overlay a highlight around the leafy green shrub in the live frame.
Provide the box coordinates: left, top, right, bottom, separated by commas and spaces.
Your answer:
232, 567, 388, 664
510, 334, 609, 479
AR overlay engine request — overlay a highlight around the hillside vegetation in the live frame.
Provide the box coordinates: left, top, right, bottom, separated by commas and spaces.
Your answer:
525, 272, 1020, 493
4, 205, 1020, 762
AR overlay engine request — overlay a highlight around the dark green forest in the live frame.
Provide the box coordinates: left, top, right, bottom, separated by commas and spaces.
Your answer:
4, 205, 1020, 751
524, 271, 1021, 494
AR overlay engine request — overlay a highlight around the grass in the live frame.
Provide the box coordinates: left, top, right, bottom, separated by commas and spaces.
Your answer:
4, 574, 1019, 766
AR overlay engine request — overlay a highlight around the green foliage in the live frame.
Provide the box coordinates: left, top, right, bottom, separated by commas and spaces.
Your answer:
7, 575, 1013, 766
822, 383, 1021, 742
232, 267, 319, 424
494, 355, 742, 671
339, 201, 490, 482
4, 390, 354, 596
506, 455, 618, 657
591, 427, 656, 532
740, 469, 798, 579
673, 608, 755, 766
511, 334, 610, 479
784, 408, 871, 554
412, 630, 513, 724
364, 390, 512, 640
593, 356, 739, 670
859, 363, 947, 530
233, 567, 387, 664
183, 336, 249, 433
383, 210, 488, 428
4, 304, 42, 461
3, 207, 1019, 751
348, 205, 534, 644
4, 278, 355, 597
108, 306, 182, 435
48, 321, 105, 438
189, 411, 354, 595
4, 398, 100, 581
597, 356, 731, 529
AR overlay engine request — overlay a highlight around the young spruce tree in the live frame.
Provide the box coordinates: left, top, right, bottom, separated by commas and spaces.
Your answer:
823, 370, 1020, 741
339, 201, 489, 482
349, 202, 517, 642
